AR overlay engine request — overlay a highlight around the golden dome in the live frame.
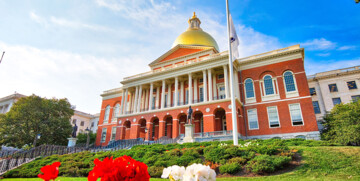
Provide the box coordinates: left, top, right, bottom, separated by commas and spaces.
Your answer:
172, 12, 219, 51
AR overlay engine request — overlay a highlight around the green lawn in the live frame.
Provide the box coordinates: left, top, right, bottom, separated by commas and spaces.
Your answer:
3, 146, 360, 181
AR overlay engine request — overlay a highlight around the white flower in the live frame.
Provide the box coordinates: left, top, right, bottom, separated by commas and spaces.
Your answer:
183, 163, 216, 181
161, 165, 186, 180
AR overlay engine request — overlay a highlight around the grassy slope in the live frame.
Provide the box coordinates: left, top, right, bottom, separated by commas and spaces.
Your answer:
3, 146, 360, 181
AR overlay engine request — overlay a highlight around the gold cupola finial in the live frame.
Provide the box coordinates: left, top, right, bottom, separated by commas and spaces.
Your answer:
192, 12, 197, 18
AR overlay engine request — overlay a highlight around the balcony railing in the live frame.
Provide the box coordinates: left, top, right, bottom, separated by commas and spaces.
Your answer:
194, 130, 233, 138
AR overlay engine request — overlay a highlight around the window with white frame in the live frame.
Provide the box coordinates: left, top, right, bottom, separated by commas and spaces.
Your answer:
264, 75, 275, 95
218, 84, 226, 99
101, 128, 107, 143
165, 93, 168, 107
283, 71, 297, 92
245, 79, 255, 98
267, 106, 280, 128
152, 96, 156, 109
111, 127, 117, 140
103, 105, 110, 124
289, 103, 303, 125
113, 103, 120, 121
199, 86, 204, 102
247, 109, 259, 129
185, 89, 189, 104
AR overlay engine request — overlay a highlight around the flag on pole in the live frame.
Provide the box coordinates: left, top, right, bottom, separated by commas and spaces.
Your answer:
229, 14, 239, 60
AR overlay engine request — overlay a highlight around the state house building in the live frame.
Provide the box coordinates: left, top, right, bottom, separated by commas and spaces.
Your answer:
95, 13, 320, 146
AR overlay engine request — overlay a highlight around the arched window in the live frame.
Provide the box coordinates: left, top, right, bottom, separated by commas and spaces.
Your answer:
103, 105, 110, 124
264, 75, 274, 95
284, 71, 296, 92
245, 79, 255, 98
114, 103, 120, 118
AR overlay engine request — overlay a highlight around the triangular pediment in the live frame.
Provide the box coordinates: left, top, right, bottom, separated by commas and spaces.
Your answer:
149, 44, 217, 67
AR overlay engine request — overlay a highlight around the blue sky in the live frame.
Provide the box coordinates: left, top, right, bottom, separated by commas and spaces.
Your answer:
0, 0, 359, 114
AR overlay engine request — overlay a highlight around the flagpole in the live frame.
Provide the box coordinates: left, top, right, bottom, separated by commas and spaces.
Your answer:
225, 0, 239, 145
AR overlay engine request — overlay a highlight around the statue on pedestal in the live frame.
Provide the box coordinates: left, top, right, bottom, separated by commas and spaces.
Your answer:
71, 124, 78, 138
187, 106, 193, 124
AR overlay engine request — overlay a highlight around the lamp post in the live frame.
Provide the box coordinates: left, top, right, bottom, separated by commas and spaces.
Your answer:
85, 127, 90, 149
144, 127, 149, 144
33, 134, 41, 147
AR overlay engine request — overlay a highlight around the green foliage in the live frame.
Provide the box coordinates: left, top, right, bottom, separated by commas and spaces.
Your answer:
147, 166, 164, 178
76, 132, 97, 144
0, 95, 74, 147
322, 99, 360, 145
219, 162, 242, 174
246, 155, 291, 174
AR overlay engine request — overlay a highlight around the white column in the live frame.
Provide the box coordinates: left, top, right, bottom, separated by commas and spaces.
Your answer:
174, 77, 179, 106
156, 86, 160, 109
213, 74, 216, 99
149, 83, 153, 110
137, 85, 142, 112
167, 83, 171, 107
194, 78, 198, 103
145, 88, 149, 110
161, 80, 166, 109
120, 89, 125, 115
180, 80, 184, 105
123, 89, 128, 114
202, 70, 208, 102
208, 69, 213, 101
133, 86, 139, 112
188, 73, 193, 105
234, 69, 240, 99
223, 65, 230, 98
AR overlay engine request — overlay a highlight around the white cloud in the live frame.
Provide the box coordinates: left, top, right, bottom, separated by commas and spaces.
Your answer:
302, 38, 336, 51
30, 12, 113, 32
305, 58, 360, 75
0, 41, 148, 113
316, 53, 331, 57
337, 45, 357, 51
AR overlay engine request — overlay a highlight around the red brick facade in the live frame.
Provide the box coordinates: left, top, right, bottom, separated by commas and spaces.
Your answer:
95, 45, 320, 146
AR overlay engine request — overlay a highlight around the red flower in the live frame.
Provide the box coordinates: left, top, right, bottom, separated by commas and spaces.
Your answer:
38, 162, 61, 181
88, 156, 150, 181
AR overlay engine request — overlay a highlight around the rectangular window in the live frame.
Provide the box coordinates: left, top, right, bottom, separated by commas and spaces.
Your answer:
218, 86, 226, 99
218, 74, 224, 79
351, 95, 360, 102
289, 104, 303, 125
165, 94, 168, 107
267, 106, 280, 128
185, 89, 189, 104
152, 96, 156, 109
80, 121, 84, 126
328, 84, 338, 92
199, 87, 204, 102
312, 101, 321, 114
247, 109, 259, 129
72, 119, 77, 124
199, 78, 203, 83
309, 88, 316, 96
332, 97, 341, 105
91, 122, 94, 127
347, 81, 357, 90
111, 127, 116, 141
101, 128, 107, 143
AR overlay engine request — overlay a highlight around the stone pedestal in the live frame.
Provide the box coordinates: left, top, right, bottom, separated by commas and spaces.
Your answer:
183, 124, 195, 143
67, 138, 78, 147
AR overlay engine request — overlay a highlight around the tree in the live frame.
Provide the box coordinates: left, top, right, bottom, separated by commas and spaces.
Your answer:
321, 99, 360, 145
76, 132, 97, 145
0, 95, 74, 147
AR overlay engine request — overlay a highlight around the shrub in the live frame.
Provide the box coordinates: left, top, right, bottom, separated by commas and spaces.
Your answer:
148, 166, 164, 177
227, 157, 247, 165
219, 162, 242, 174
246, 155, 275, 174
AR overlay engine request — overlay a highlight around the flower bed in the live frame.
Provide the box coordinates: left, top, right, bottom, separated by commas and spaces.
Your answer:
3, 139, 334, 179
